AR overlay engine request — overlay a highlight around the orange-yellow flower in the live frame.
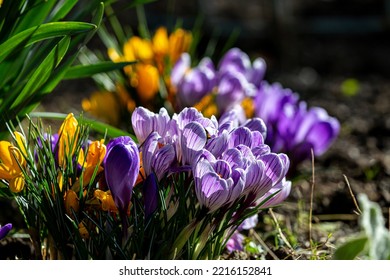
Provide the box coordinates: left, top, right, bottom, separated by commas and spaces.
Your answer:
153, 27, 169, 58
64, 189, 79, 218
125, 36, 154, 62
78, 221, 89, 239
79, 140, 106, 187
94, 189, 118, 212
168, 28, 192, 64
58, 113, 79, 167
82, 91, 121, 126
0, 140, 26, 193
134, 64, 160, 102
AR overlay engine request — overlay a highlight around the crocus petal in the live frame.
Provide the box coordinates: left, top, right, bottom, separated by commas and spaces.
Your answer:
197, 172, 229, 212
171, 53, 191, 86
0, 223, 12, 240
226, 232, 245, 252
152, 144, 176, 181
238, 214, 259, 231
216, 71, 246, 112
260, 153, 286, 185
228, 127, 253, 148
243, 160, 265, 195
142, 132, 159, 176
58, 113, 78, 166
246, 57, 267, 87
259, 179, 292, 209
212, 159, 232, 179
205, 131, 228, 158
181, 122, 207, 165
305, 119, 340, 155
243, 118, 267, 141
222, 148, 245, 169
227, 168, 245, 203
131, 107, 170, 144
104, 136, 140, 215
9, 176, 25, 193
218, 48, 250, 74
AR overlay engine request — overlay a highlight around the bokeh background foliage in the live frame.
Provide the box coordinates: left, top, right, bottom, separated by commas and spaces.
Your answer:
0, 0, 141, 139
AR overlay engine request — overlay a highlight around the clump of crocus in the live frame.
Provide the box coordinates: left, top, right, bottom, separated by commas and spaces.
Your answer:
171, 48, 340, 173
254, 82, 340, 171
128, 106, 291, 259
171, 48, 266, 118
82, 27, 192, 126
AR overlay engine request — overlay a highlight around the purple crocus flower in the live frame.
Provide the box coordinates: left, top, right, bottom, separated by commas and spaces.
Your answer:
104, 136, 140, 217
226, 232, 245, 252
181, 122, 207, 166
172, 54, 217, 109
255, 81, 340, 171
218, 47, 266, 88
258, 178, 292, 209
226, 214, 258, 252
193, 157, 229, 213
131, 107, 171, 144
216, 70, 250, 114
142, 132, 176, 181
0, 223, 12, 240
193, 152, 245, 213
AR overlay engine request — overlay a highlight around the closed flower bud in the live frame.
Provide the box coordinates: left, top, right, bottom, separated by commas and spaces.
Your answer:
104, 136, 140, 218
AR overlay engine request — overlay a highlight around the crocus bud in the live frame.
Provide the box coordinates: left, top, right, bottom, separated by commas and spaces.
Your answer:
0, 141, 26, 193
104, 136, 140, 217
58, 113, 79, 167
0, 223, 12, 240
64, 190, 79, 218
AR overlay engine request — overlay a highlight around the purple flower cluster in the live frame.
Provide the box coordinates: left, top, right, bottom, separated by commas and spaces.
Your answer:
126, 106, 291, 212
171, 48, 266, 116
171, 48, 340, 171
254, 82, 340, 169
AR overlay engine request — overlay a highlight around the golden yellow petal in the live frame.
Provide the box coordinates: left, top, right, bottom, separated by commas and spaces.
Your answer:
9, 176, 25, 193
153, 27, 169, 56
64, 189, 79, 217
136, 64, 160, 101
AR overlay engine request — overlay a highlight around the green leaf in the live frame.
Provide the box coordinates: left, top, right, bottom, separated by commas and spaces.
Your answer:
358, 193, 390, 259
64, 61, 136, 79
80, 1, 105, 45
0, 21, 96, 63
48, 0, 78, 22
12, 0, 57, 35
333, 235, 368, 260
9, 36, 71, 110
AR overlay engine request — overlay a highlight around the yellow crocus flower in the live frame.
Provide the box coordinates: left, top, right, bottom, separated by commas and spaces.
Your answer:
94, 190, 118, 212
124, 36, 154, 62
64, 189, 79, 218
82, 91, 121, 126
80, 140, 106, 187
78, 221, 89, 239
153, 27, 169, 57
0, 140, 26, 193
169, 28, 192, 64
58, 113, 78, 167
135, 64, 160, 102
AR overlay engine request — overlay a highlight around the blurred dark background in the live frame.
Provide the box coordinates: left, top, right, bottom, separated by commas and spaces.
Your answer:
112, 0, 390, 80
